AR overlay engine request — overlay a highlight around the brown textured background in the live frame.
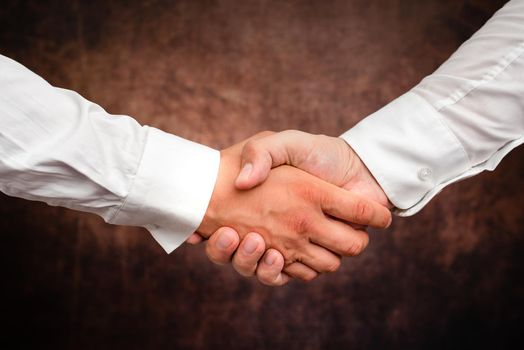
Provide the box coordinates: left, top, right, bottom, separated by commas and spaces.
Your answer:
0, 0, 523, 349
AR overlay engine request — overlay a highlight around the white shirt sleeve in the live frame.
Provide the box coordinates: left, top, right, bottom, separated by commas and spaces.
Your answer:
0, 54, 220, 253
341, 0, 524, 216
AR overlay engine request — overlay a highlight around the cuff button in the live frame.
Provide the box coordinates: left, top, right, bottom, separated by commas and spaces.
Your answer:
418, 167, 433, 181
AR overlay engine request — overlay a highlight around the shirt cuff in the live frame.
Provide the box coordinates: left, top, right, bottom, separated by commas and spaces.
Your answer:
340, 91, 471, 216
109, 127, 220, 253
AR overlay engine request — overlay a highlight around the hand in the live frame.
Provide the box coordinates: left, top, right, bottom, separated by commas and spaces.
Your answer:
236, 130, 390, 206
202, 130, 392, 285
200, 227, 291, 286
195, 135, 392, 281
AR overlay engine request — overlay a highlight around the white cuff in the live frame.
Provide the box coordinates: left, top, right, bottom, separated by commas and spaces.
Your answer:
341, 92, 471, 215
109, 127, 220, 253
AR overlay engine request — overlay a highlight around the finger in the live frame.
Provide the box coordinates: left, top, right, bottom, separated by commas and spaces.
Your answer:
319, 185, 392, 229
235, 131, 297, 190
205, 227, 240, 265
185, 233, 204, 245
235, 143, 274, 190
299, 243, 342, 274
256, 249, 290, 286
232, 232, 266, 277
309, 218, 369, 257
284, 262, 318, 282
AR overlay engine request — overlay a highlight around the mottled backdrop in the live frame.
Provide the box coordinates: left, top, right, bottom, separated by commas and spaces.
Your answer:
0, 0, 522, 349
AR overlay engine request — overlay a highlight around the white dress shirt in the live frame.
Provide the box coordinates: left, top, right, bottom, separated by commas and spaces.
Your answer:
0, 54, 219, 253
1, 0, 522, 254
342, 0, 524, 216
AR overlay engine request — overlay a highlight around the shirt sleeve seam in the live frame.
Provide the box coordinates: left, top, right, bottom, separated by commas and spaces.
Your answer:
410, 90, 472, 169
107, 125, 150, 223
433, 40, 524, 112
416, 41, 524, 171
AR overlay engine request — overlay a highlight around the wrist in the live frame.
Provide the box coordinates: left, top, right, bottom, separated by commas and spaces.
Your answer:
343, 140, 393, 209
197, 150, 241, 237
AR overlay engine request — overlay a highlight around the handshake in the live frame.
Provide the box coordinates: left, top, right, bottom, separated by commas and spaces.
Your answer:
187, 130, 393, 286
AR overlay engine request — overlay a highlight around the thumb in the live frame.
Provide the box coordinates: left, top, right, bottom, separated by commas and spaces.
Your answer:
235, 148, 272, 190
235, 130, 318, 190
235, 132, 294, 190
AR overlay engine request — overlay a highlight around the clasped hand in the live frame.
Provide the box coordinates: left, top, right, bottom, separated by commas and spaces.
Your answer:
189, 131, 392, 285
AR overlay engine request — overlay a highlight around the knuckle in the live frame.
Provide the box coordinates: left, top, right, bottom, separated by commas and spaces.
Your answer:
205, 246, 228, 265
234, 257, 250, 269
259, 277, 277, 286
294, 184, 317, 201
254, 130, 275, 138
283, 254, 296, 267
353, 199, 373, 223
340, 239, 365, 257
324, 259, 341, 273
277, 248, 297, 267
243, 139, 259, 157
233, 257, 257, 276
208, 255, 228, 266
287, 212, 314, 234
234, 262, 256, 277
258, 270, 280, 286
282, 129, 304, 138
300, 271, 318, 282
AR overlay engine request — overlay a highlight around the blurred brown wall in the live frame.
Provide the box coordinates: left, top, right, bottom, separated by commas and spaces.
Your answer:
0, 0, 522, 349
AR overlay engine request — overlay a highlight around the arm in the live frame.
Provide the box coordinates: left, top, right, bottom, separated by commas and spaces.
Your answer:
197, 138, 391, 280
0, 54, 391, 278
204, 0, 524, 285
342, 0, 524, 215
0, 53, 219, 253
239, 0, 524, 215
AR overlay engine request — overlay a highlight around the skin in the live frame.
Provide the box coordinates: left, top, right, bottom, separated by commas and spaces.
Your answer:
192, 131, 392, 286
236, 130, 390, 207
195, 135, 392, 281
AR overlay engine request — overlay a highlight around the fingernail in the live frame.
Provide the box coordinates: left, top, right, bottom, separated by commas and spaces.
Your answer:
216, 233, 233, 250
243, 238, 258, 254
264, 252, 276, 266
237, 163, 253, 183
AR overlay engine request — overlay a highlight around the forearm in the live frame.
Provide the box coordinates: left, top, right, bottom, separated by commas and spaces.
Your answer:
0, 54, 220, 252
342, 0, 524, 215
